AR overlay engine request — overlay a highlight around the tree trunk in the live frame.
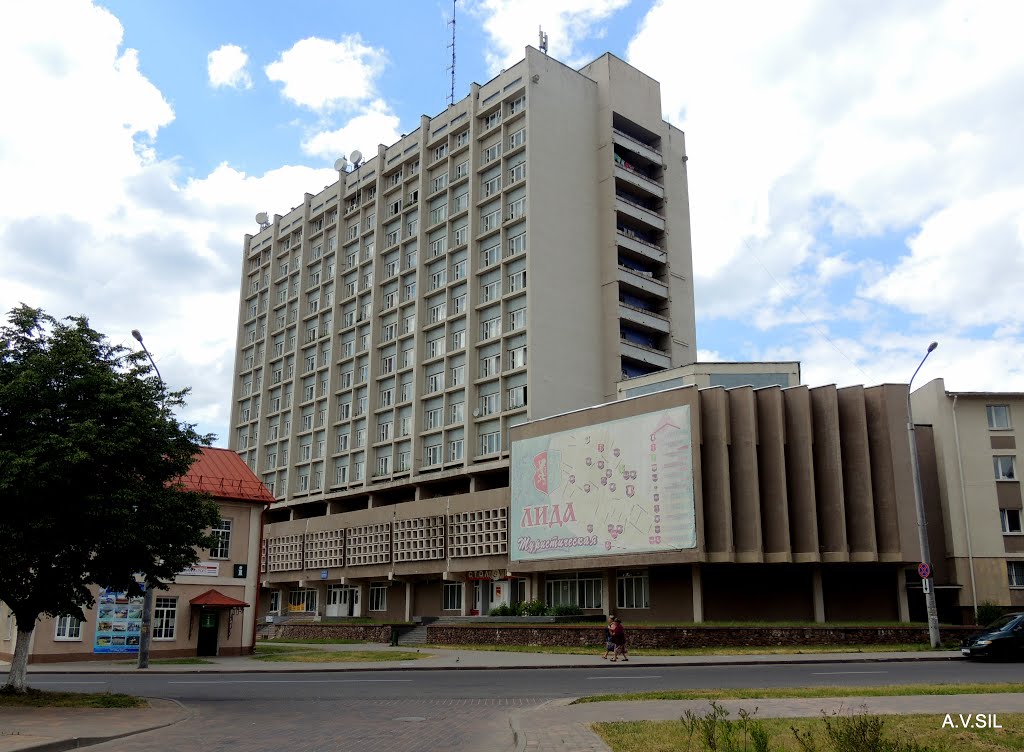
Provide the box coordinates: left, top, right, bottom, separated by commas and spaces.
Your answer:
4, 624, 34, 693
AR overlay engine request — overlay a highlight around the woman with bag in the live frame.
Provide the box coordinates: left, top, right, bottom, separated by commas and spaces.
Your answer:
610, 617, 628, 661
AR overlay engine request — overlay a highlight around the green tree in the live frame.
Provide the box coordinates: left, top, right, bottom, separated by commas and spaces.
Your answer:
0, 305, 221, 692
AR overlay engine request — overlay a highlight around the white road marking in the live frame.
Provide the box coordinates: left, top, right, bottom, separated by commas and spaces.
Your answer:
168, 679, 413, 684
811, 671, 888, 675
31, 681, 109, 685
587, 675, 661, 680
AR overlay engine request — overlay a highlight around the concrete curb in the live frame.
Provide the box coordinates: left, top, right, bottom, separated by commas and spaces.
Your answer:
24, 652, 962, 675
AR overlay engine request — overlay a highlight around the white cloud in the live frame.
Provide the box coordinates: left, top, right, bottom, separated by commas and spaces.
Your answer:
472, 0, 630, 74
265, 35, 386, 111
207, 44, 252, 89
301, 100, 402, 161
0, 1, 338, 444
625, 0, 1024, 382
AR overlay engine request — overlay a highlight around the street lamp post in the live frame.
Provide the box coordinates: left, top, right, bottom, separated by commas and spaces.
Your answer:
131, 329, 161, 670
907, 341, 941, 649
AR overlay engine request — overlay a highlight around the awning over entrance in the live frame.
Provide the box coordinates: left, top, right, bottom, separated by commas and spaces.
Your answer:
187, 590, 249, 641
189, 589, 250, 609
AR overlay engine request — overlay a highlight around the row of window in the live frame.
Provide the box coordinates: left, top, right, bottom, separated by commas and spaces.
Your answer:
48, 597, 180, 642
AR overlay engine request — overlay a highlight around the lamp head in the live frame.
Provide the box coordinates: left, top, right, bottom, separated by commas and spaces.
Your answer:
927, 341, 938, 353
131, 329, 143, 343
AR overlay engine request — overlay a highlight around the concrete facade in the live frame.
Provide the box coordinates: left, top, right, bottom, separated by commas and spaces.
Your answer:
258, 382, 931, 624
231, 48, 696, 515
911, 379, 1024, 620
618, 361, 802, 399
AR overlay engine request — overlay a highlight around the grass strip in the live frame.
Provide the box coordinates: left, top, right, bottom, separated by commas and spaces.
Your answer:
258, 638, 366, 645
575, 682, 1024, 704
252, 649, 427, 663
424, 643, 938, 656
0, 688, 146, 708
594, 713, 1024, 752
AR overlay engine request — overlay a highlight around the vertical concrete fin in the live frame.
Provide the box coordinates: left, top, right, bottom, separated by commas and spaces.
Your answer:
755, 386, 791, 559
782, 386, 819, 560
837, 385, 879, 559
727, 387, 762, 561
700, 388, 734, 559
810, 385, 849, 561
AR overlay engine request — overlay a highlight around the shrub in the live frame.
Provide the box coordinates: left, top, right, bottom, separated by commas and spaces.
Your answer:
792, 706, 936, 752
549, 604, 584, 617
487, 603, 514, 617
976, 601, 1004, 626
517, 599, 548, 616
681, 701, 772, 752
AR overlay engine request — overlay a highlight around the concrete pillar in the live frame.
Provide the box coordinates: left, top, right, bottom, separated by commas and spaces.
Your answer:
367, 494, 378, 509
469, 475, 478, 493
603, 569, 615, 615
405, 582, 413, 622
896, 568, 910, 622
460, 581, 470, 616
812, 566, 825, 623
691, 564, 704, 623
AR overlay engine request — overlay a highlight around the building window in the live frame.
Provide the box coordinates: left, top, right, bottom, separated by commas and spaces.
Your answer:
1001, 509, 1023, 534
424, 443, 442, 466
425, 407, 443, 429
210, 519, 232, 560
545, 574, 602, 609
617, 573, 650, 609
988, 405, 1012, 430
289, 589, 318, 613
269, 591, 281, 613
994, 456, 1017, 481
54, 615, 82, 641
479, 430, 501, 455
369, 583, 388, 611
1009, 561, 1024, 589
153, 597, 178, 640
443, 582, 462, 611
507, 385, 527, 409
448, 439, 464, 462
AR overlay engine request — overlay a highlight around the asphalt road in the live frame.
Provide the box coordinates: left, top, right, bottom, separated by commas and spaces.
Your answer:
28, 660, 1023, 701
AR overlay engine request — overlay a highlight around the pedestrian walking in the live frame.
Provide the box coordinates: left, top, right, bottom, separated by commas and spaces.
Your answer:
601, 615, 616, 659
610, 616, 628, 661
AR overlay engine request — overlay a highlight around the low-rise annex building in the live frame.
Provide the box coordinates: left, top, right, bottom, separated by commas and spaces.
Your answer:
911, 379, 1024, 622
259, 381, 944, 624
0, 448, 274, 663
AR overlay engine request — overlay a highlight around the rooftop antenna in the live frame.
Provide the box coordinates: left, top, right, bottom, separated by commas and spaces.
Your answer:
255, 212, 270, 230
334, 156, 349, 173
446, 0, 457, 106
539, 26, 548, 55
349, 150, 363, 169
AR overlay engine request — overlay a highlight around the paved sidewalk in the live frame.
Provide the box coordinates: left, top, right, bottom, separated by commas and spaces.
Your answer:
0, 647, 979, 751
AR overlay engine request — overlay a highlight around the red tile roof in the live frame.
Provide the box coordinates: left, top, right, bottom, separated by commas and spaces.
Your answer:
189, 589, 250, 608
177, 447, 275, 504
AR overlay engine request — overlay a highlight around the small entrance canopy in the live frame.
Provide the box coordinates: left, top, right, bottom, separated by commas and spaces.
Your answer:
188, 590, 249, 640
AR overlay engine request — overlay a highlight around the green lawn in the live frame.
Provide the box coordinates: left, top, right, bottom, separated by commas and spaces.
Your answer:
424, 643, 939, 656
594, 713, 1024, 752
0, 688, 146, 708
575, 683, 1024, 704
259, 637, 366, 645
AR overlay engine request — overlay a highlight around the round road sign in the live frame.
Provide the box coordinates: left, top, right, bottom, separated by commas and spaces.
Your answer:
917, 562, 931, 579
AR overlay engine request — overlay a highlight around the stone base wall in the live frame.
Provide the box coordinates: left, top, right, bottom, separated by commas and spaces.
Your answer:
260, 623, 393, 642
425, 624, 976, 647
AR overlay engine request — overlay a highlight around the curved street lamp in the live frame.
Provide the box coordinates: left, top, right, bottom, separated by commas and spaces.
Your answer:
130, 329, 160, 669
907, 341, 941, 648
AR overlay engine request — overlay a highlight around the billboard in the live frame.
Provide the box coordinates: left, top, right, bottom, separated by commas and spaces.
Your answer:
511, 406, 696, 561
93, 587, 144, 653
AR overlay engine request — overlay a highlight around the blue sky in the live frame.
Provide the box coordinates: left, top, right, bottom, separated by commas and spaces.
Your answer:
2, 0, 1022, 445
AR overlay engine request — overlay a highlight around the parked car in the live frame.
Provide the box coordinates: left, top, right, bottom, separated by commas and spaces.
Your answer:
961, 612, 1024, 660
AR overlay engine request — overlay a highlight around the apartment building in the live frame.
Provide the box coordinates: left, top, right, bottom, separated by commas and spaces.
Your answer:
230, 48, 696, 511
910, 379, 1024, 621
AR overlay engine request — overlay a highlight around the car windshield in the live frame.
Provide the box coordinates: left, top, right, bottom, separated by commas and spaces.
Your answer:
985, 615, 1019, 631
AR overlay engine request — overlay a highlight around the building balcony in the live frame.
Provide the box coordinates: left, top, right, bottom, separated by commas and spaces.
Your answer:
617, 265, 668, 299
619, 338, 671, 370
615, 195, 665, 232
612, 127, 662, 164
616, 228, 666, 264
618, 302, 671, 334
614, 165, 664, 199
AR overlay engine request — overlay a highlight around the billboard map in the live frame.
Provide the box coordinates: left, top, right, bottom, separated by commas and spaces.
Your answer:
93, 587, 144, 653
511, 406, 695, 561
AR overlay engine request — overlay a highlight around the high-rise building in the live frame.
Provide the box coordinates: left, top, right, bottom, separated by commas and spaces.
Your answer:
230, 48, 696, 507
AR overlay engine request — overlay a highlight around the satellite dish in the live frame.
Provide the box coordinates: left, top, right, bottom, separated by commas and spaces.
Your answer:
349, 150, 363, 166
472, 408, 480, 417
255, 212, 269, 224
334, 156, 348, 171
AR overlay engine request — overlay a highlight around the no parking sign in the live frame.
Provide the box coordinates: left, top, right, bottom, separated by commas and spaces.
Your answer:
917, 562, 931, 579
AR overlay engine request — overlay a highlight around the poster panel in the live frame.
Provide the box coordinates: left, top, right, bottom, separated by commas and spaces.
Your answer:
93, 586, 144, 653
510, 406, 695, 561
